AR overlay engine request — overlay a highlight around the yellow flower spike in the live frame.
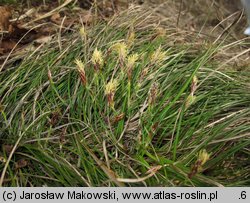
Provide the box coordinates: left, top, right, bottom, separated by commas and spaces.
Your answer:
91, 48, 104, 69
105, 79, 118, 95
127, 54, 139, 69
112, 42, 128, 61
105, 79, 119, 109
185, 94, 196, 110
197, 149, 210, 166
127, 54, 139, 81
155, 27, 166, 38
79, 26, 86, 38
188, 149, 211, 178
193, 75, 198, 85
150, 46, 167, 65
75, 59, 85, 72
127, 31, 135, 47
75, 59, 87, 85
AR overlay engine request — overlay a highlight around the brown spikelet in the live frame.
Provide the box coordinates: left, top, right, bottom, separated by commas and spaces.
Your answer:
79, 71, 87, 85
188, 149, 210, 178
191, 75, 198, 93
148, 82, 159, 106
47, 69, 52, 81
112, 113, 125, 124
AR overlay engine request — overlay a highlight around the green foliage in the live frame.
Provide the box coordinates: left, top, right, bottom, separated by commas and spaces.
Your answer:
0, 8, 249, 186
0, 0, 17, 5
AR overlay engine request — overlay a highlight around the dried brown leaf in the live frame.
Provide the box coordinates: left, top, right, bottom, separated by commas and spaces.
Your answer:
0, 6, 12, 32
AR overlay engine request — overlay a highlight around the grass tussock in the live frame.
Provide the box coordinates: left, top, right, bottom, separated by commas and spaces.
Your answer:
0, 7, 249, 186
